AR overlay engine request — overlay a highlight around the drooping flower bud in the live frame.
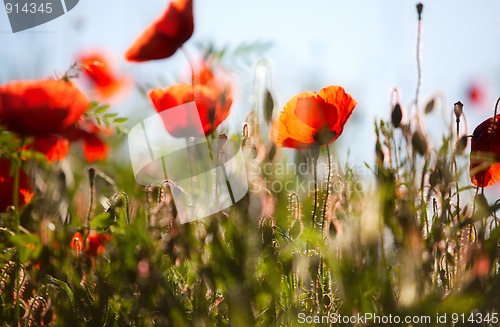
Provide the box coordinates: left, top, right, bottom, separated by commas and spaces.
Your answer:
391, 103, 403, 128
454, 101, 464, 121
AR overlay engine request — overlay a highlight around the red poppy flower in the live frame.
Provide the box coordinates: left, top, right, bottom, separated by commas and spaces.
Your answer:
271, 86, 357, 148
70, 230, 111, 257
0, 79, 110, 162
470, 114, 500, 187
79, 53, 125, 99
0, 79, 89, 135
125, 0, 194, 62
467, 81, 487, 108
85, 230, 111, 257
70, 232, 84, 255
0, 159, 33, 211
149, 64, 232, 137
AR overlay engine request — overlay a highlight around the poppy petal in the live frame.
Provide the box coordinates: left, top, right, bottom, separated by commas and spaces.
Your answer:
33, 135, 70, 162
0, 80, 89, 136
83, 134, 109, 162
318, 85, 357, 137
149, 81, 231, 137
294, 94, 333, 131
125, 0, 193, 62
271, 97, 316, 148
80, 53, 125, 99
470, 114, 500, 187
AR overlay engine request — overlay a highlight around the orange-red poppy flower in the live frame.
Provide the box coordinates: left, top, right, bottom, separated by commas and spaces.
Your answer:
149, 64, 232, 137
79, 53, 125, 99
0, 159, 33, 211
470, 114, 500, 187
149, 84, 231, 137
0, 79, 89, 135
125, 0, 193, 62
271, 86, 357, 148
70, 230, 111, 257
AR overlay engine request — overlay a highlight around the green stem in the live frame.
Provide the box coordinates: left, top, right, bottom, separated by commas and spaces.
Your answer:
311, 156, 318, 229
320, 145, 331, 233
12, 139, 25, 326
86, 168, 95, 235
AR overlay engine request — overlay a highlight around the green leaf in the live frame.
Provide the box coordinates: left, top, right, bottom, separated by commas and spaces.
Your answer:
113, 117, 128, 124
47, 275, 75, 312
104, 113, 119, 119
90, 212, 114, 230
9, 233, 42, 263
94, 104, 111, 114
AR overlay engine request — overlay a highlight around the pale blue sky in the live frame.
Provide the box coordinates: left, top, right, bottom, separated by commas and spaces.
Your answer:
1, 0, 500, 168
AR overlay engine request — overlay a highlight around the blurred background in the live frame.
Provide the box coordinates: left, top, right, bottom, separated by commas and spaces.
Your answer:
1, 0, 499, 179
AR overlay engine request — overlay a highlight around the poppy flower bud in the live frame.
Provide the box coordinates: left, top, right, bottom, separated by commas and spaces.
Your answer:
454, 101, 463, 121
263, 89, 274, 124
375, 139, 385, 165
416, 3, 423, 20
429, 169, 439, 189
412, 130, 428, 156
391, 103, 403, 128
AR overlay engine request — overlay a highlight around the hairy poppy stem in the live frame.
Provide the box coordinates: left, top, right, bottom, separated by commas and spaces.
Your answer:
310, 146, 320, 228
86, 168, 95, 234
454, 104, 462, 222
320, 145, 332, 233
12, 138, 25, 217
414, 3, 423, 128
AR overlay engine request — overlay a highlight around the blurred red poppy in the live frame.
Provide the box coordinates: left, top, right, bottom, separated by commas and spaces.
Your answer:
467, 81, 487, 108
33, 135, 70, 162
125, 0, 194, 62
470, 114, 500, 187
271, 86, 357, 148
70, 230, 111, 257
0, 159, 33, 211
86, 230, 111, 256
149, 64, 232, 137
0, 79, 88, 135
70, 232, 84, 255
79, 53, 125, 99
0, 79, 110, 162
